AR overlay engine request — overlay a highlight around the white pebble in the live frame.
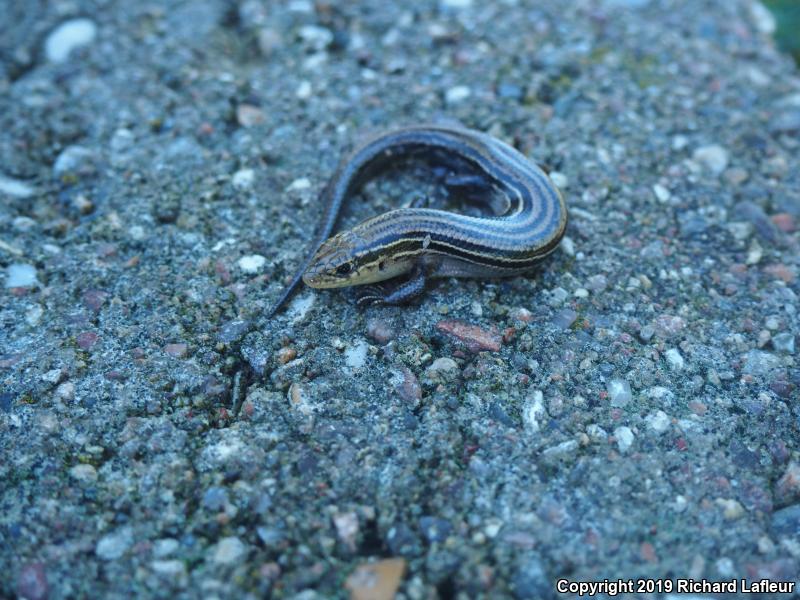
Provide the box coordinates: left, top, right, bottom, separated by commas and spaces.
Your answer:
237, 254, 266, 273
441, 0, 473, 7
607, 378, 632, 407
286, 177, 311, 192
45, 18, 97, 63
692, 144, 729, 174
549, 171, 568, 189
560, 236, 575, 257
344, 339, 369, 371
749, 2, 776, 34
128, 225, 146, 241
0, 174, 35, 198
69, 463, 97, 483
573, 288, 589, 298
296, 80, 312, 99
96, 528, 133, 560
522, 390, 546, 433
213, 537, 247, 565
5, 264, 39, 288
664, 348, 684, 371
652, 184, 670, 202
445, 85, 471, 104
614, 426, 634, 453
25, 305, 44, 326
646, 410, 670, 434
231, 168, 255, 190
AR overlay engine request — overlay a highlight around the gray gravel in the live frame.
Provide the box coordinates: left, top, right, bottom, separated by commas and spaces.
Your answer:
2, 0, 799, 598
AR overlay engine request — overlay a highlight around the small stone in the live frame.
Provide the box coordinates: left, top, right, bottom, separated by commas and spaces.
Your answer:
54, 381, 75, 402
83, 289, 109, 312
750, 1, 776, 34
276, 347, 297, 365
286, 177, 312, 192
724, 167, 749, 186
771, 503, 800, 537
163, 343, 188, 358
547, 287, 569, 306
771, 333, 795, 354
614, 426, 634, 453
295, 80, 312, 99
541, 440, 579, 463
76, 331, 99, 350
202, 487, 229, 511
646, 410, 670, 434
716, 498, 745, 520
560, 236, 575, 256
45, 18, 97, 63
151, 559, 187, 579
445, 85, 471, 104
42, 368, 64, 384
96, 528, 133, 560
17, 562, 47, 600
153, 538, 180, 558
217, 319, 251, 345
5, 264, 39, 288
0, 174, 35, 198
72, 194, 94, 214
551, 308, 577, 329
574, 288, 589, 298
586, 424, 608, 442
436, 319, 502, 352
231, 168, 255, 190
746, 240, 763, 265
664, 348, 684, 371
742, 350, 781, 376
736, 201, 780, 244
366, 319, 396, 344
298, 25, 333, 50
776, 462, 800, 505
424, 357, 460, 383
333, 511, 359, 551
692, 144, 729, 174
442, 0, 473, 7
652, 184, 670, 202
522, 391, 546, 433
607, 379, 632, 408
549, 171, 568, 189
587, 274, 607, 291
69, 464, 97, 483
653, 315, 686, 338
236, 104, 265, 127
639, 324, 655, 342
53, 145, 97, 177
237, 254, 266, 273
391, 367, 422, 403
345, 558, 406, 600
344, 339, 369, 371
213, 537, 247, 565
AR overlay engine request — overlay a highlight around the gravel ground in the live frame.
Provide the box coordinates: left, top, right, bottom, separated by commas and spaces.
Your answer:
2, 0, 799, 598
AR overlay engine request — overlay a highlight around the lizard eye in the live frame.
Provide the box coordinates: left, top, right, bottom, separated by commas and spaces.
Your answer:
336, 262, 353, 276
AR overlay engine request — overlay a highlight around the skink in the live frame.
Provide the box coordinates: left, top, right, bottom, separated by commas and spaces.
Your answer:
267, 124, 567, 317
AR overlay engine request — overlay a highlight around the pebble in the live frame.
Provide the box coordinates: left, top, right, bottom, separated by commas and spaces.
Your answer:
366, 318, 396, 344
586, 424, 608, 442
639, 324, 655, 342
445, 85, 471, 104
151, 560, 187, 579
614, 426, 634, 453
664, 348, 684, 371
424, 357, 460, 383
560, 236, 575, 256
0, 174, 35, 198
742, 350, 781, 376
345, 558, 406, 600
436, 319, 502, 352
522, 391, 546, 433
69, 463, 98, 483
217, 319, 251, 345
541, 440, 579, 463
771, 332, 795, 354
202, 487, 229, 511
53, 145, 97, 177
276, 347, 297, 365
344, 339, 369, 371
298, 25, 333, 50
96, 527, 133, 560
237, 254, 266, 273
213, 536, 247, 565
692, 144, 729, 174
775, 462, 800, 505
441, 0, 473, 7
54, 381, 75, 402
5, 264, 38, 288
652, 184, 670, 202
549, 171, 568, 189
16, 562, 48, 600
76, 332, 99, 350
716, 498, 744, 520
587, 274, 608, 292
236, 104, 265, 127
163, 343, 188, 358
333, 511, 359, 550
153, 538, 180, 558
45, 18, 97, 63
646, 410, 670, 434
295, 80, 312, 100
511, 555, 551, 600
551, 308, 577, 329
749, 1, 776, 34
653, 315, 686, 338
735, 201, 780, 244
547, 287, 569, 306
607, 379, 632, 408
391, 367, 422, 403
231, 168, 255, 190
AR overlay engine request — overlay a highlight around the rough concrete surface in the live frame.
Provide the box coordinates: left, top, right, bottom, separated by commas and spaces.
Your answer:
1, 0, 799, 598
